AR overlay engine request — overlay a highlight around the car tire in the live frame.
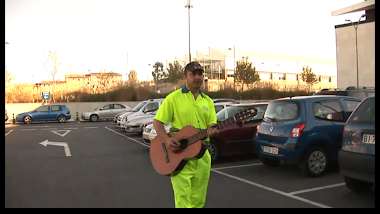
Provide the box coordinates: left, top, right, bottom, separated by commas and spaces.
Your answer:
23, 116, 32, 124
260, 156, 281, 167
299, 145, 329, 178
90, 114, 99, 122
208, 140, 219, 164
57, 115, 67, 123
343, 176, 374, 193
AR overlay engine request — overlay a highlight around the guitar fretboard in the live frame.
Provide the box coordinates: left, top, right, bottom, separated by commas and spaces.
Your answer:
187, 116, 236, 145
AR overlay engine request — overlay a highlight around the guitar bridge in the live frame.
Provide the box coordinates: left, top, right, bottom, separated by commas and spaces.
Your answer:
161, 143, 170, 163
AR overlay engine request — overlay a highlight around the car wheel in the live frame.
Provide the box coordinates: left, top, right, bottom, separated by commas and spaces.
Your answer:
23, 116, 32, 124
300, 146, 329, 178
260, 156, 281, 167
57, 115, 67, 123
208, 140, 219, 164
343, 176, 374, 193
90, 114, 99, 122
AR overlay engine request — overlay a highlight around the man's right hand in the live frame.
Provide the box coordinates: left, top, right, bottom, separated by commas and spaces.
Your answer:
165, 137, 181, 153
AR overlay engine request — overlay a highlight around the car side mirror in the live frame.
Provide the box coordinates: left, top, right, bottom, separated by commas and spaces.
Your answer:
143, 109, 148, 113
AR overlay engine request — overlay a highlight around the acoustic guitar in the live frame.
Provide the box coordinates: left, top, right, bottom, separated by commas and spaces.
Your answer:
149, 106, 257, 175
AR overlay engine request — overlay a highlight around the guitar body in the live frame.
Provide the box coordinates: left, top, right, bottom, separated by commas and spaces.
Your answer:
149, 125, 206, 176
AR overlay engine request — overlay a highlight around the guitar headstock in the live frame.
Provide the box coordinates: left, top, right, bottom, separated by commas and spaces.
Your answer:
233, 106, 258, 123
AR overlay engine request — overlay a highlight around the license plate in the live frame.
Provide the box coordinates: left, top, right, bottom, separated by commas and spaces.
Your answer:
362, 134, 375, 144
262, 146, 279, 154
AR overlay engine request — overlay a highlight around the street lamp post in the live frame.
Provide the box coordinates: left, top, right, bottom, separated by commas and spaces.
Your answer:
345, 14, 366, 88
228, 46, 236, 90
185, 0, 193, 63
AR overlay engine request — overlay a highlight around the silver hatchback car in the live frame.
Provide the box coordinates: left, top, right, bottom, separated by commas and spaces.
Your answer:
82, 103, 131, 122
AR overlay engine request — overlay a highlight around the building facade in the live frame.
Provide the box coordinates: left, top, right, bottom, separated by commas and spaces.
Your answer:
169, 47, 338, 92
332, 0, 375, 89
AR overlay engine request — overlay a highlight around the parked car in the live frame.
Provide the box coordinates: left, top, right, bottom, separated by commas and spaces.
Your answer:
213, 98, 239, 104
209, 102, 268, 163
142, 122, 171, 146
16, 104, 71, 124
5, 109, 8, 122
339, 96, 375, 193
253, 95, 362, 178
117, 99, 164, 128
314, 86, 375, 99
214, 102, 234, 113
124, 110, 157, 134
82, 103, 131, 122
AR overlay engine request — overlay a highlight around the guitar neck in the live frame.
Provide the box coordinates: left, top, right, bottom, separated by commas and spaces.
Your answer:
187, 116, 236, 145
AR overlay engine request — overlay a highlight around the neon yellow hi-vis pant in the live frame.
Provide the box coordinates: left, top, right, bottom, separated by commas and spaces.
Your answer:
170, 149, 211, 208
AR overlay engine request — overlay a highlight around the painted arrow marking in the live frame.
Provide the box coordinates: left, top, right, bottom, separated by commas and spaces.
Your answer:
39, 140, 72, 157
51, 130, 71, 137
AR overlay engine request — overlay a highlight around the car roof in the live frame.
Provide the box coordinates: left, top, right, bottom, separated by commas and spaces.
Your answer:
274, 95, 360, 101
145, 98, 165, 102
230, 102, 269, 107
214, 102, 234, 105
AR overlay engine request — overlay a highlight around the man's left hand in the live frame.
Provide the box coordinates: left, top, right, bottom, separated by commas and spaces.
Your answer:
207, 125, 219, 137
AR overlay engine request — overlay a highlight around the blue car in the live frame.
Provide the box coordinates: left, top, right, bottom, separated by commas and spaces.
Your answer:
16, 104, 71, 124
253, 95, 362, 177
339, 96, 375, 193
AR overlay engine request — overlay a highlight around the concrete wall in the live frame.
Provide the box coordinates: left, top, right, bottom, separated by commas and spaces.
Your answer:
5, 100, 260, 122
335, 21, 375, 89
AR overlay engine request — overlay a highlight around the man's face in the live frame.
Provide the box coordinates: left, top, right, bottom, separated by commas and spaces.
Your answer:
185, 70, 204, 89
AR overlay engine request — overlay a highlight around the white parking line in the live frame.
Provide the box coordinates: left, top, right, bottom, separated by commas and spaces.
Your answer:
104, 126, 332, 208
42, 128, 58, 130
105, 127, 149, 148
212, 163, 262, 170
5, 130, 13, 136
84, 127, 98, 129
31, 125, 50, 128
288, 183, 346, 195
21, 129, 36, 131
64, 127, 78, 129
211, 169, 332, 208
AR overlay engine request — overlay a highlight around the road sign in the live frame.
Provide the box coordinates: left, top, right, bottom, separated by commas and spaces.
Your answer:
41, 91, 51, 100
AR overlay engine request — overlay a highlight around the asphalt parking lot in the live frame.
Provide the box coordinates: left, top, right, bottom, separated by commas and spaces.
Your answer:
5, 121, 375, 208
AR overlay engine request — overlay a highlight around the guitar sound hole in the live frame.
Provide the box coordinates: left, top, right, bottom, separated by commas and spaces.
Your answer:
178, 138, 189, 150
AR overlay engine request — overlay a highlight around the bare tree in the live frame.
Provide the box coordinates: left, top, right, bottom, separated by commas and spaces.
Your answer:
43, 51, 72, 102
128, 70, 138, 86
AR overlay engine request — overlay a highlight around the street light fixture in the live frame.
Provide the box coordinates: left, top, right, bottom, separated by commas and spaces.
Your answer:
345, 14, 366, 88
228, 46, 236, 90
185, 0, 193, 63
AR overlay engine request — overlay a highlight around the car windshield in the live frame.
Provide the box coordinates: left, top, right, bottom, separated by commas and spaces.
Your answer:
132, 101, 148, 112
216, 106, 247, 122
348, 97, 375, 123
264, 101, 299, 121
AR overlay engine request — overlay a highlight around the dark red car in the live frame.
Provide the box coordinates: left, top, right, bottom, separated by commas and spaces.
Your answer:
209, 102, 269, 163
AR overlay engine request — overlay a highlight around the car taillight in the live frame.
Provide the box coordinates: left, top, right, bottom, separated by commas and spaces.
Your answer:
290, 123, 305, 137
256, 123, 261, 132
342, 125, 347, 138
